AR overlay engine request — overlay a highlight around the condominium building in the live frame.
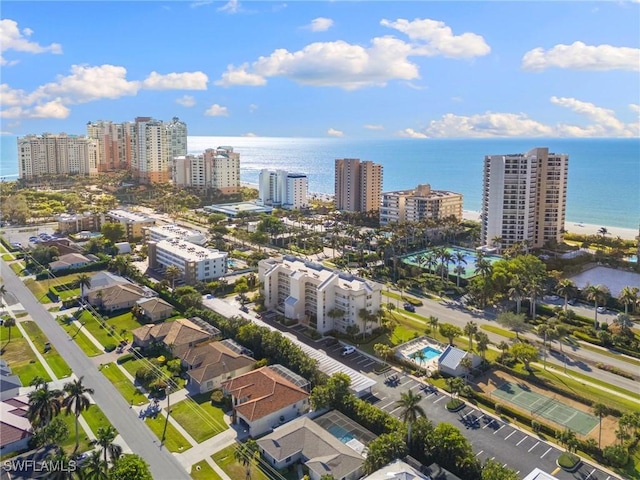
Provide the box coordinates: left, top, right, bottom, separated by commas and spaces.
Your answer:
166, 117, 188, 160
380, 184, 463, 225
334, 158, 383, 213
172, 147, 240, 194
257, 169, 308, 210
17, 134, 100, 179
146, 224, 207, 246
131, 117, 170, 184
86, 120, 134, 172
258, 255, 382, 335
57, 212, 105, 234
105, 209, 156, 241
148, 239, 227, 285
482, 147, 569, 250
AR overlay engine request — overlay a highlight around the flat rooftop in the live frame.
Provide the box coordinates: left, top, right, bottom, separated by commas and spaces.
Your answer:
156, 238, 226, 262
204, 202, 273, 217
107, 209, 154, 223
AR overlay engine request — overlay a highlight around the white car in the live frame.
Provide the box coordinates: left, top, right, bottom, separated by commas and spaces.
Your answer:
341, 345, 356, 356
597, 306, 607, 314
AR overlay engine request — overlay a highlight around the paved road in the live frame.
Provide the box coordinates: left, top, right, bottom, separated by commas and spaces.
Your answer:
0, 260, 189, 480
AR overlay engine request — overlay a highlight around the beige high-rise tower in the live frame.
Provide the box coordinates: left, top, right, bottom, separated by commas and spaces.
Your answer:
482, 147, 568, 250
334, 158, 383, 213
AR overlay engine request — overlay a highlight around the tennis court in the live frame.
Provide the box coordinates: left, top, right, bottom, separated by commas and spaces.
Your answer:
491, 381, 598, 436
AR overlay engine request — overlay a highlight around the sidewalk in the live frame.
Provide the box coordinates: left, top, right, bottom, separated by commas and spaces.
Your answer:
14, 314, 59, 381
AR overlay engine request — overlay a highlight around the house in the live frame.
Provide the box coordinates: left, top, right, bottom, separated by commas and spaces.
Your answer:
0, 395, 33, 454
0, 361, 23, 401
49, 253, 93, 272
222, 365, 310, 437
132, 318, 219, 357
181, 341, 254, 394
362, 459, 429, 480
86, 283, 149, 312
84, 271, 131, 294
437, 345, 481, 378
257, 417, 364, 480
136, 297, 174, 323
522, 469, 559, 480
422, 463, 464, 480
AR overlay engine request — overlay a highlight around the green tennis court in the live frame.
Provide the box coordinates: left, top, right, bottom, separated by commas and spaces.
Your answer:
491, 381, 598, 436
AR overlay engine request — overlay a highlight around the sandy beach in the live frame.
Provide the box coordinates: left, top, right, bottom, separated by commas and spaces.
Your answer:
462, 210, 638, 241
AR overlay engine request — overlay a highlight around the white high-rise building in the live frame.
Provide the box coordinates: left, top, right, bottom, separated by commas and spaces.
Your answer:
148, 239, 227, 285
172, 147, 240, 194
259, 256, 381, 335
166, 117, 188, 160
17, 134, 99, 179
131, 117, 170, 184
258, 169, 308, 210
482, 147, 569, 250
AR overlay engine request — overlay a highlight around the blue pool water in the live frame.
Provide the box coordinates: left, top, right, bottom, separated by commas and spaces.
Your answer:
327, 425, 355, 444
419, 346, 443, 361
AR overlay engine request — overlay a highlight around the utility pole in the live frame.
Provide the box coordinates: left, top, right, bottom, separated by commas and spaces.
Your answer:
161, 387, 171, 446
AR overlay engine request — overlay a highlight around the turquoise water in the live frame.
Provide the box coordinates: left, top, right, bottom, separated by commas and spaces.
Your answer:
327, 425, 355, 444
2, 136, 638, 228
402, 246, 502, 279
417, 346, 443, 361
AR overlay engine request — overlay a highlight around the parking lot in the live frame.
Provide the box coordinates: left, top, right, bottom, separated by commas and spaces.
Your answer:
0, 223, 58, 250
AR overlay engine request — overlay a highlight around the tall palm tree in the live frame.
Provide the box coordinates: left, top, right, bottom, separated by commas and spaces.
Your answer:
63, 376, 95, 450
47, 448, 75, 480
28, 383, 62, 429
618, 286, 639, 315
498, 341, 510, 357
428, 316, 439, 338
593, 403, 609, 449
96, 425, 122, 469
164, 265, 182, 289
460, 356, 473, 382
475, 332, 489, 360
508, 276, 526, 314
4, 317, 16, 343
463, 321, 478, 351
584, 284, 609, 329
76, 273, 92, 300
556, 279, 578, 312
526, 280, 544, 320
395, 390, 425, 446
82, 450, 108, 480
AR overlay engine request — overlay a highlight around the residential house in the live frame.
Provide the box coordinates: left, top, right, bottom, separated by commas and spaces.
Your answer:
222, 365, 310, 437
84, 271, 131, 294
0, 361, 22, 401
132, 318, 219, 358
136, 297, 175, 323
86, 283, 150, 313
257, 417, 364, 480
437, 345, 481, 378
0, 396, 33, 454
362, 459, 429, 480
49, 253, 93, 272
181, 341, 254, 394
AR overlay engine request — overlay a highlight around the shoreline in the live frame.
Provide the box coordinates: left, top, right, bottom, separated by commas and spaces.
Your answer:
463, 210, 638, 241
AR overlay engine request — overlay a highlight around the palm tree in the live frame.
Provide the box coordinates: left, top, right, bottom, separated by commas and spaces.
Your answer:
96, 425, 122, 469
508, 276, 526, 314
556, 429, 578, 453
82, 450, 108, 480
475, 332, 489, 360
28, 383, 62, 429
460, 356, 473, 381
491, 236, 502, 253
593, 403, 609, 449
463, 321, 478, 351
584, 284, 609, 329
77, 273, 92, 300
618, 286, 639, 314
0, 284, 6, 304
395, 390, 425, 446
164, 265, 182, 289
498, 341, 510, 357
47, 448, 75, 480
556, 279, 578, 312
428, 316, 439, 339
4, 317, 16, 343
526, 280, 544, 320
63, 376, 95, 450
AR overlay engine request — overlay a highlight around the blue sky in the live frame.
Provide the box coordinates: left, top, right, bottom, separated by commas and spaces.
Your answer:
1, 1, 639, 138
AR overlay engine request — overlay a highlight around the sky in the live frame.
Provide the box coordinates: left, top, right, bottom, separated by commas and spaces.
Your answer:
1, 0, 639, 138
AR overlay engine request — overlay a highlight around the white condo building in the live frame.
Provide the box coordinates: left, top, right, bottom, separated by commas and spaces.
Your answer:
258, 256, 381, 335
18, 134, 100, 179
172, 147, 240, 194
166, 117, 188, 160
148, 239, 227, 285
380, 184, 463, 225
482, 147, 569, 250
146, 224, 207, 246
258, 169, 309, 210
131, 117, 170, 184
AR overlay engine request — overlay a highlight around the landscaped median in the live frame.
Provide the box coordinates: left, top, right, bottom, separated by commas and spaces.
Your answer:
100, 363, 148, 406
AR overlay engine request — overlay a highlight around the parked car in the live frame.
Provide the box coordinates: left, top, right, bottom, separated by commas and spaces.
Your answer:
597, 306, 607, 314
403, 303, 416, 312
341, 345, 356, 356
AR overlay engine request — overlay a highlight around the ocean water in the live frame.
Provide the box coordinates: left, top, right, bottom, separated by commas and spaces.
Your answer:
2, 135, 638, 229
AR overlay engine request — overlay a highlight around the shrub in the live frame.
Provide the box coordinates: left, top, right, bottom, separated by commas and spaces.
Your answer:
156, 355, 166, 365
494, 403, 503, 415
557, 452, 581, 471
602, 444, 629, 467
117, 353, 134, 364
210, 389, 224, 404
104, 343, 117, 353
446, 399, 465, 411
531, 420, 541, 433
135, 366, 154, 385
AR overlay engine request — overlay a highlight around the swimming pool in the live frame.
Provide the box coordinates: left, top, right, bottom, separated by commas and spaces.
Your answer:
327, 425, 355, 444
402, 246, 501, 279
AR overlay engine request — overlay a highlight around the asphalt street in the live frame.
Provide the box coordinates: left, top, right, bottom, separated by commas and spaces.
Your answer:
0, 259, 189, 480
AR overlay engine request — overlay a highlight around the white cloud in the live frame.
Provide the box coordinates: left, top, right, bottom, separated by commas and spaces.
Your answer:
216, 64, 267, 87
451, 96, 463, 102
176, 95, 196, 107
307, 17, 333, 32
249, 104, 258, 112
218, 0, 241, 13
242, 132, 258, 137
205, 104, 229, 116
217, 37, 419, 90
364, 124, 384, 130
396, 128, 427, 138
522, 41, 640, 71
405, 98, 636, 138
142, 71, 208, 90
190, 0, 213, 7
29, 99, 70, 119
0, 19, 62, 66
380, 18, 490, 58
327, 128, 344, 137
628, 103, 640, 113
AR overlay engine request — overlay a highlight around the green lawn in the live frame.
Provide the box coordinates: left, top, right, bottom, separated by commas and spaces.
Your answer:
212, 445, 295, 480
21, 321, 72, 379
78, 310, 154, 349
10, 261, 26, 275
170, 393, 228, 443
145, 413, 192, 453
82, 404, 114, 436
100, 363, 148, 406
2, 253, 15, 261
58, 288, 80, 300
56, 316, 103, 357
1, 323, 52, 385
191, 460, 222, 480
121, 358, 187, 391
481, 324, 517, 339
57, 411, 92, 454
25, 272, 97, 303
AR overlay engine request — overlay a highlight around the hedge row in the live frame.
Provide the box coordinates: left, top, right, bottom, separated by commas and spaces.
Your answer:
0, 236, 19, 252
571, 330, 640, 360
